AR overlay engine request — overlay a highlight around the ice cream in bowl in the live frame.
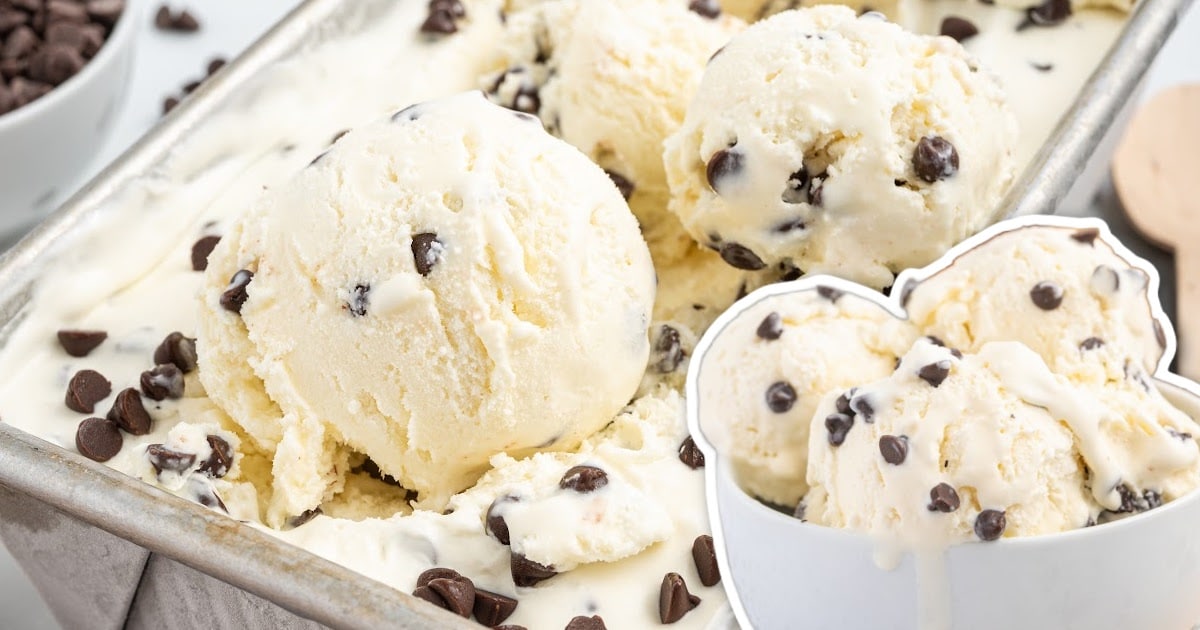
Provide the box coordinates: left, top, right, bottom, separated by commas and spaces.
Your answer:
688, 216, 1200, 630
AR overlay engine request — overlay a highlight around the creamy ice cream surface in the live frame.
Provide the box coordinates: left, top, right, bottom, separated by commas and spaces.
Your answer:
664, 7, 1018, 289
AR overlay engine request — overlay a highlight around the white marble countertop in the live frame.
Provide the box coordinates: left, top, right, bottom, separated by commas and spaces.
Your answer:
2, 1, 1199, 628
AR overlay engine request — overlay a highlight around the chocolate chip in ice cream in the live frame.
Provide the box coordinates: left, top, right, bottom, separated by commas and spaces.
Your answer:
939, 16, 978, 42
154, 331, 198, 373
486, 494, 519, 545
756, 312, 783, 341
420, 0, 465, 35
705, 147, 743, 194
928, 483, 961, 513
198, 435, 233, 478
140, 364, 184, 401
913, 136, 959, 183
807, 172, 827, 206
75, 417, 122, 462
1030, 61, 1054, 73
146, 443, 196, 474
1030, 280, 1064, 310
57, 329, 107, 357
692, 534, 720, 586
773, 217, 807, 234
678, 436, 705, 469
659, 572, 701, 624
427, 577, 475, 617
190, 235, 220, 271
474, 589, 518, 626
107, 387, 151, 435
417, 567, 465, 587
1115, 483, 1162, 514
1168, 427, 1193, 442
687, 0, 721, 18
220, 269, 253, 313
718, 242, 765, 271
825, 413, 854, 446
879, 435, 908, 465
1071, 228, 1100, 245
560, 465, 608, 493
65, 369, 112, 413
974, 509, 1007, 541
835, 391, 854, 416
286, 507, 322, 529
565, 616, 606, 630
765, 381, 797, 413
411, 232, 443, 276
919, 360, 952, 388
1021, 0, 1071, 29
850, 395, 874, 422
346, 283, 370, 318
1080, 337, 1105, 351
605, 170, 635, 201
153, 6, 199, 32
781, 167, 809, 204
511, 553, 557, 587
653, 325, 685, 374
817, 285, 844, 303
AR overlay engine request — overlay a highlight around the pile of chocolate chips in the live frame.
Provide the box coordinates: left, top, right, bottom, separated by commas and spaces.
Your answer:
0, 0, 125, 115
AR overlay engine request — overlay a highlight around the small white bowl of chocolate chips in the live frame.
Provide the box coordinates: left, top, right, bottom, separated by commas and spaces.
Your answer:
0, 0, 140, 239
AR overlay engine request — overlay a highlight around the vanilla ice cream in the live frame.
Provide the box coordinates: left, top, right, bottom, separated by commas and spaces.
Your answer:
198, 92, 656, 525
696, 286, 917, 506
664, 6, 1017, 289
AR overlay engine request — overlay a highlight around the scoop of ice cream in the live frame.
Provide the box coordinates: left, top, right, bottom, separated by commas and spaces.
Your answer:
903, 223, 1168, 386
663, 6, 1017, 289
695, 286, 917, 507
481, 0, 744, 263
198, 91, 656, 526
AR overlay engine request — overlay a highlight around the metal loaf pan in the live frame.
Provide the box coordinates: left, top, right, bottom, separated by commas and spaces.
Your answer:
0, 0, 1192, 628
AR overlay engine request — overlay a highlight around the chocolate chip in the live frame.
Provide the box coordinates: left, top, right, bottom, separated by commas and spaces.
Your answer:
417, 567, 464, 587
678, 436, 705, 469
1115, 483, 1161, 513
781, 167, 809, 204
659, 572, 701, 624
559, 465, 608, 493
189, 235, 220, 271
1071, 228, 1099, 245
162, 95, 180, 114
928, 483, 960, 513
474, 589, 518, 626
205, 56, 226, 76
510, 553, 556, 587
428, 577, 475, 617
154, 331, 198, 373
420, 3, 461, 35
913, 136, 959, 183
45, 22, 104, 57
692, 534, 720, 586
653, 325, 685, 374
486, 494, 519, 545
765, 381, 797, 413
793, 501, 806, 521
65, 369, 111, 413
220, 269, 253, 313
564, 616, 606, 630
0, 9, 28, 35
1030, 61, 1053, 72
1030, 281, 1064, 310
412, 585, 446, 609
153, 6, 199, 32
181, 79, 201, 94
939, 16, 978, 42
879, 435, 908, 465
140, 364, 184, 401
825, 413, 854, 446
1088, 265, 1119, 296
75, 417, 122, 462
918, 360, 952, 388
198, 435, 232, 478
850, 396, 874, 422
773, 217, 807, 233
3, 26, 38, 60
346, 283, 370, 318
146, 443, 196, 474
1168, 427, 1193, 442
807, 173, 827, 206
411, 232, 442, 276
194, 486, 227, 512
605, 170, 634, 200
106, 388, 151, 435
974, 509, 1006, 541
756, 312, 783, 340
1023, 0, 1071, 27
816, 285, 844, 302
1080, 337, 1105, 351
1154, 320, 1167, 349
57, 329, 107, 357
687, 0, 720, 18
835, 391, 854, 415
718, 242, 765, 271
286, 507, 322, 529
705, 147, 743, 194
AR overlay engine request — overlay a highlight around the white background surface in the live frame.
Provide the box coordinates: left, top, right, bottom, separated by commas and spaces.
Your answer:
1, 1, 1199, 628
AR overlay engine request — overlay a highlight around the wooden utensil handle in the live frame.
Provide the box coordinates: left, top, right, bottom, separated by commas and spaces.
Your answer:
1175, 245, 1200, 381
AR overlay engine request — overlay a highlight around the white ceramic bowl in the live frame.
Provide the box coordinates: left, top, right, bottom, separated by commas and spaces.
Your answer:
0, 0, 142, 240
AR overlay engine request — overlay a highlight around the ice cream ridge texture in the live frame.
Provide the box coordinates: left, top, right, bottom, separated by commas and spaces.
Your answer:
197, 92, 657, 527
